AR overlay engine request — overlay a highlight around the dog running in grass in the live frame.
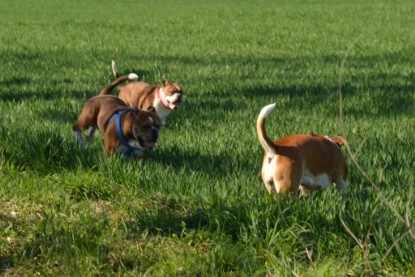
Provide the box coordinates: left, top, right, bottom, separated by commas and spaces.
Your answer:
102, 60, 184, 127
73, 74, 161, 157
256, 103, 348, 195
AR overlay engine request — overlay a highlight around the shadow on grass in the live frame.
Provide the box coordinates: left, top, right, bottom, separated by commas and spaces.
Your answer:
0, 71, 151, 104
0, 257, 13, 273
123, 192, 342, 245
0, 126, 101, 173
38, 108, 80, 125
0, 87, 93, 103
124, 197, 258, 239
1, 49, 413, 128
1, 48, 414, 176
0, 124, 253, 180
146, 144, 254, 178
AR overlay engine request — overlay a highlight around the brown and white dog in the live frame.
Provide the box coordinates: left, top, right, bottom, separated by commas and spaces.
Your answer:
73, 74, 161, 157
103, 60, 184, 126
256, 103, 348, 195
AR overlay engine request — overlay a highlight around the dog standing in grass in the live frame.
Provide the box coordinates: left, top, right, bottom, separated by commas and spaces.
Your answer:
73, 74, 161, 157
101, 60, 184, 127
256, 103, 348, 195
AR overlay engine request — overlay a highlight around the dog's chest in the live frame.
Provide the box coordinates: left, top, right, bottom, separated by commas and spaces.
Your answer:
153, 100, 171, 123
115, 140, 144, 158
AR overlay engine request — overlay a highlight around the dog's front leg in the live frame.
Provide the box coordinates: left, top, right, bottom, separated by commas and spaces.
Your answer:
132, 149, 144, 158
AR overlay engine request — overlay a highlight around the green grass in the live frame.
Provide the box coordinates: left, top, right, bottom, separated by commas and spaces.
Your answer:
1, 0, 415, 275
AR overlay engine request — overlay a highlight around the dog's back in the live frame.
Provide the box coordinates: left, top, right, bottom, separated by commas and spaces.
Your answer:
73, 95, 127, 134
118, 82, 157, 109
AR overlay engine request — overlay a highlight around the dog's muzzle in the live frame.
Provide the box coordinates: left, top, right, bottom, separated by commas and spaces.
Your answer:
167, 93, 183, 110
139, 128, 159, 149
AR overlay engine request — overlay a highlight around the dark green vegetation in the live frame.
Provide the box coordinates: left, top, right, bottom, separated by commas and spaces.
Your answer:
1, 0, 414, 275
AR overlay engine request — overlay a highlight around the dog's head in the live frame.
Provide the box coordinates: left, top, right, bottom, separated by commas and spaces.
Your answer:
130, 107, 161, 149
161, 80, 184, 110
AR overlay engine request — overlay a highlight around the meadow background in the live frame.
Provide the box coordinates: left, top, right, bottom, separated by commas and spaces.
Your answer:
1, 0, 414, 275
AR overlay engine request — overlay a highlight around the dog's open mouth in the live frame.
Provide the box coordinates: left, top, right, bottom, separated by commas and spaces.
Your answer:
166, 94, 182, 110
143, 141, 156, 149
169, 101, 180, 110
138, 137, 157, 149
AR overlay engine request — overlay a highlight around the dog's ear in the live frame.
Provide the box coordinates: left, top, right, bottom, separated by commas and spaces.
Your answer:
147, 106, 156, 113
174, 83, 182, 91
162, 79, 170, 86
331, 136, 347, 147
131, 109, 141, 118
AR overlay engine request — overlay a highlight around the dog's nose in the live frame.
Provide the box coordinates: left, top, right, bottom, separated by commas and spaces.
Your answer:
151, 129, 159, 141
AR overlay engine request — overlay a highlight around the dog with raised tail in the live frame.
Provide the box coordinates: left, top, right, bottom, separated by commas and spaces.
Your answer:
106, 60, 184, 127
73, 73, 161, 157
256, 103, 348, 195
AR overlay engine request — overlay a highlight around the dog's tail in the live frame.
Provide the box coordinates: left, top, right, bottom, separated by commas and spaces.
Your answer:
111, 60, 119, 79
99, 73, 138, 95
256, 103, 278, 156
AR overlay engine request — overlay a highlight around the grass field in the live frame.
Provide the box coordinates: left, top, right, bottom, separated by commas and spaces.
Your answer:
1, 0, 415, 275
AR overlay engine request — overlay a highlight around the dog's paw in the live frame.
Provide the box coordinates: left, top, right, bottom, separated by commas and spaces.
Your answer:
132, 149, 144, 158
73, 131, 85, 145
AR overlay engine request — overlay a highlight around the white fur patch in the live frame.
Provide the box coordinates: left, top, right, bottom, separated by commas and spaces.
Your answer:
259, 103, 276, 119
159, 87, 166, 98
128, 73, 139, 80
153, 94, 172, 125
148, 116, 154, 124
301, 170, 331, 190
128, 139, 143, 149
155, 107, 171, 125
115, 139, 143, 156
324, 135, 339, 148
263, 155, 276, 183
111, 60, 118, 77
166, 93, 180, 103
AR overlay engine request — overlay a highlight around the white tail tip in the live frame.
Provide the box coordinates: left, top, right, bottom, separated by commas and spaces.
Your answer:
111, 60, 118, 77
259, 103, 276, 118
128, 73, 139, 80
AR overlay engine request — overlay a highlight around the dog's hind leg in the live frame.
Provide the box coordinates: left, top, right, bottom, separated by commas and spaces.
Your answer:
87, 126, 97, 141
73, 130, 84, 144
299, 186, 311, 196
72, 122, 86, 144
263, 181, 275, 194
335, 178, 347, 193
73, 122, 93, 146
